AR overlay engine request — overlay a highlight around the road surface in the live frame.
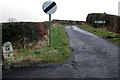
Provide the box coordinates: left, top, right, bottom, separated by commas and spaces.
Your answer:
3, 26, 118, 78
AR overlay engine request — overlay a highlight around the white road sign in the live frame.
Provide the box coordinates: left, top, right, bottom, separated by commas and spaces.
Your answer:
95, 21, 105, 24
42, 1, 57, 14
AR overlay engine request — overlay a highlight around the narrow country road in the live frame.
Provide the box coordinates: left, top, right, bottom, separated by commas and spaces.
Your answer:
3, 26, 118, 78
65, 26, 118, 78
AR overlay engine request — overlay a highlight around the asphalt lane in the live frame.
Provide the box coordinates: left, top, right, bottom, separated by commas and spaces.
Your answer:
65, 26, 118, 78
3, 26, 118, 78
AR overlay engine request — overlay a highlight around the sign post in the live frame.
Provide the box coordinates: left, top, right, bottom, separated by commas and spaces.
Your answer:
49, 14, 51, 46
43, 0, 57, 46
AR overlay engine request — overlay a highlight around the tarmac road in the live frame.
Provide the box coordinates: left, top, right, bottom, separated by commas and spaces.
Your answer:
3, 26, 118, 78
65, 26, 118, 78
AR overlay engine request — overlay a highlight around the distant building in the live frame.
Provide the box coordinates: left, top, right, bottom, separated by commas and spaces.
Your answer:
118, 1, 120, 16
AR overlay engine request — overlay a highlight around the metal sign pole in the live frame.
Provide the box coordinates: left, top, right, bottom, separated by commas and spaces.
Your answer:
42, 1, 57, 47
49, 14, 51, 47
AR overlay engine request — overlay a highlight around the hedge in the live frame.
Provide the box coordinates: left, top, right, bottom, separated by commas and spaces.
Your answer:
2, 22, 47, 49
86, 13, 120, 34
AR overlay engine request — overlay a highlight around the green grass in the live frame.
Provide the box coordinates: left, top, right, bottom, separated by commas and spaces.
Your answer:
78, 25, 120, 45
5, 25, 71, 63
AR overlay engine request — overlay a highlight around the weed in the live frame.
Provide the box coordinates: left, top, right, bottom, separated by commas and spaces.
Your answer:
33, 50, 41, 55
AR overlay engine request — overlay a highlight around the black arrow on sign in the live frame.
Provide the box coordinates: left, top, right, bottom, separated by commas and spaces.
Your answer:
44, 2, 56, 13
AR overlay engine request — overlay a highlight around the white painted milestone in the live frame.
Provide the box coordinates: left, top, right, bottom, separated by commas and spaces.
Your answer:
3, 42, 14, 59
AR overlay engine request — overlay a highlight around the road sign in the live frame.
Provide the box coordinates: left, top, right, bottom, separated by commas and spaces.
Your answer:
43, 1, 57, 14
95, 21, 105, 24
42, 1, 57, 47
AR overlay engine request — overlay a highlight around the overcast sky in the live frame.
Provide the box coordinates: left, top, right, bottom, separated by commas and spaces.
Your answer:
0, 0, 119, 22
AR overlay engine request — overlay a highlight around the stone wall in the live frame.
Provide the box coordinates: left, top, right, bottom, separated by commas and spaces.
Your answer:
52, 20, 84, 25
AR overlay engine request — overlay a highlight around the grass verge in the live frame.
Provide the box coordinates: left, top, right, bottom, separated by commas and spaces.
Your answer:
5, 25, 71, 63
78, 25, 120, 46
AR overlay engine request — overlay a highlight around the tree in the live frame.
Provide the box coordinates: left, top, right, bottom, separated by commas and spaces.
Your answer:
7, 18, 18, 22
